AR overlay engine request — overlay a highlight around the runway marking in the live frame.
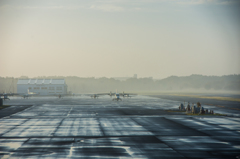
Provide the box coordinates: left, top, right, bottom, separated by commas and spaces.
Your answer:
1, 119, 30, 136
67, 107, 73, 117
50, 118, 65, 136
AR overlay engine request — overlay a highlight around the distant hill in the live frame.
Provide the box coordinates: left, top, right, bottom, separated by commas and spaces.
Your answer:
0, 74, 239, 93
156, 74, 240, 91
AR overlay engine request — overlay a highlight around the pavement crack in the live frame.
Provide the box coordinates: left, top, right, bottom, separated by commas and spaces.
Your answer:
98, 118, 106, 136
1, 118, 30, 136
50, 118, 65, 136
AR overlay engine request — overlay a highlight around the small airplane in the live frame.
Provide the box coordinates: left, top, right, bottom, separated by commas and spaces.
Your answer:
84, 91, 118, 99
119, 91, 135, 98
0, 92, 18, 100
112, 92, 122, 101
91, 94, 99, 98
18, 89, 38, 99
85, 93, 106, 99
112, 91, 136, 101
56, 93, 80, 98
85, 91, 136, 101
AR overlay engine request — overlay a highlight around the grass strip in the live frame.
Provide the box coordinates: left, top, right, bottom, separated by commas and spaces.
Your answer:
168, 94, 240, 102
0, 105, 11, 110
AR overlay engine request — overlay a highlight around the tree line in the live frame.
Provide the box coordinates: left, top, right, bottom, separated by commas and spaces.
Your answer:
0, 74, 239, 93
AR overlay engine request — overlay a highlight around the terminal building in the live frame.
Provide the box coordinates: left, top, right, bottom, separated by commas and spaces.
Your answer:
17, 79, 68, 95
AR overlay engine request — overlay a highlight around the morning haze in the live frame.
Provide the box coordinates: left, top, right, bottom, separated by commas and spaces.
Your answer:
0, 0, 240, 79
1, 74, 240, 94
1, 2, 240, 158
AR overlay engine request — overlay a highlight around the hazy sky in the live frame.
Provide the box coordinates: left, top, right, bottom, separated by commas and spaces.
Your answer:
1, 0, 240, 79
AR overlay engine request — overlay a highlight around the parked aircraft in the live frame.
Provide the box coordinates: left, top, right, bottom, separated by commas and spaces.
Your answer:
119, 91, 135, 98
112, 93, 122, 101
19, 89, 38, 99
0, 92, 17, 100
0, 89, 39, 100
56, 93, 81, 98
85, 93, 106, 99
85, 91, 136, 101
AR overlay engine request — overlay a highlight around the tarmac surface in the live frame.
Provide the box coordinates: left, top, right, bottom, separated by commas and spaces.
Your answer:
0, 95, 240, 158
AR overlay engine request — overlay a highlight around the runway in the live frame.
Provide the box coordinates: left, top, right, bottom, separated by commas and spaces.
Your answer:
1, 96, 240, 158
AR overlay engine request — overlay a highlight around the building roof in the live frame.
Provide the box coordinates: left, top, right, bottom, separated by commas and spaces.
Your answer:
17, 79, 66, 85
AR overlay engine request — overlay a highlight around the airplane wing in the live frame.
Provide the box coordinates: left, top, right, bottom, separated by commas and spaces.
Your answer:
83, 94, 94, 96
119, 92, 137, 97
99, 93, 115, 96
53, 93, 72, 96
83, 93, 113, 98
84, 93, 108, 96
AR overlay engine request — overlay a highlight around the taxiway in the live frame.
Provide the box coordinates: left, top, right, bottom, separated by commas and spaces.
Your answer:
0, 96, 240, 158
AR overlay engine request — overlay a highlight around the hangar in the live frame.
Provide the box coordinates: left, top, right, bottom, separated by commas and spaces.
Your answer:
17, 79, 68, 95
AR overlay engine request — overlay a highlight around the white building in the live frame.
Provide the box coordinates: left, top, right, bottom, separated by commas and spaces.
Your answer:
17, 79, 68, 95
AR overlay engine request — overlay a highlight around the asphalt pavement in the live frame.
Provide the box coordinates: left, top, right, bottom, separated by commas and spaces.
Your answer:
0, 95, 240, 158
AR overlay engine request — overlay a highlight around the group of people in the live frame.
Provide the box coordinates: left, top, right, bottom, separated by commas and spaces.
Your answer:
179, 102, 214, 114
